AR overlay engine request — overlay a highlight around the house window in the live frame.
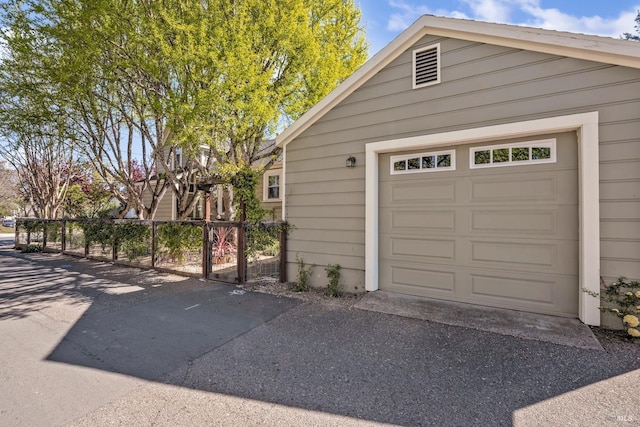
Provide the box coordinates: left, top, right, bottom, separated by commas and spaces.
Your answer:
413, 43, 441, 89
469, 139, 556, 169
391, 150, 455, 175
263, 170, 281, 201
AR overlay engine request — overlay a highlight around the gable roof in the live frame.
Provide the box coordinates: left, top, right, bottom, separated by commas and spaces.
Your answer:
276, 14, 640, 148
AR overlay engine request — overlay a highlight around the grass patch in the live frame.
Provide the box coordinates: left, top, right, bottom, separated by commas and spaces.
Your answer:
0, 226, 15, 233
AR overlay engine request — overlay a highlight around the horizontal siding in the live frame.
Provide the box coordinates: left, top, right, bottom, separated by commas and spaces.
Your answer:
142, 188, 173, 220
286, 250, 364, 271
286, 168, 364, 185
289, 217, 365, 231
287, 192, 365, 207
286, 205, 363, 219
285, 34, 640, 289
290, 229, 364, 244
601, 221, 640, 240
288, 239, 364, 258
153, 192, 173, 221
601, 201, 640, 220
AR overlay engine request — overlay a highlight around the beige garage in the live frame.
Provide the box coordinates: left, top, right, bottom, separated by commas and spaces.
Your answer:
378, 132, 579, 317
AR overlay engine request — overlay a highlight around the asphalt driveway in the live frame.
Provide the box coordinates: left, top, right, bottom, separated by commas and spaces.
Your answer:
0, 247, 639, 426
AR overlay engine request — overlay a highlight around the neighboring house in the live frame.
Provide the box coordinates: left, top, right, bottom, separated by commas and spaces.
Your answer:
276, 15, 640, 327
142, 145, 283, 221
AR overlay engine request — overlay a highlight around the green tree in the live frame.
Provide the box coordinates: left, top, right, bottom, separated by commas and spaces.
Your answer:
0, 0, 368, 220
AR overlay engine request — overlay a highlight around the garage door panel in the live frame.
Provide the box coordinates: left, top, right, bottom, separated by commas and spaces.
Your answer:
387, 181, 456, 203
468, 238, 579, 273
471, 209, 555, 235
389, 266, 456, 294
382, 206, 576, 239
468, 205, 577, 239
379, 132, 578, 317
384, 209, 456, 232
469, 273, 555, 304
379, 264, 577, 316
471, 175, 557, 201
468, 170, 577, 204
380, 235, 456, 262
468, 273, 577, 316
470, 240, 556, 268
380, 235, 577, 275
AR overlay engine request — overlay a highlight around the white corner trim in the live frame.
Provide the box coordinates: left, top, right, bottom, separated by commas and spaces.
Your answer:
365, 111, 601, 325
282, 147, 287, 220
365, 148, 379, 293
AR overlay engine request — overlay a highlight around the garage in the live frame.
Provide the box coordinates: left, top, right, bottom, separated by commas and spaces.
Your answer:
378, 132, 579, 317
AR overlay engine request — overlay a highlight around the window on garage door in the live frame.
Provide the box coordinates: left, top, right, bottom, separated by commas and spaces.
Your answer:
470, 139, 556, 169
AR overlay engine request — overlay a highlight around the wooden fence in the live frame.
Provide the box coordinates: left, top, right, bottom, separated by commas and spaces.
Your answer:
14, 218, 287, 284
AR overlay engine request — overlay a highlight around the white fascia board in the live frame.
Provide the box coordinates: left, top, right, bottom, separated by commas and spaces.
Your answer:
366, 112, 601, 325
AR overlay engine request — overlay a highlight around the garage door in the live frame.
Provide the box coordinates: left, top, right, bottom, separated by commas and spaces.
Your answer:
378, 132, 578, 317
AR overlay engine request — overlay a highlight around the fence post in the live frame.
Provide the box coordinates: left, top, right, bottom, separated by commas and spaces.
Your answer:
112, 220, 118, 263
61, 220, 66, 252
84, 221, 89, 257
237, 223, 246, 284
151, 222, 157, 268
237, 202, 246, 283
202, 222, 210, 278
279, 222, 287, 283
42, 221, 47, 250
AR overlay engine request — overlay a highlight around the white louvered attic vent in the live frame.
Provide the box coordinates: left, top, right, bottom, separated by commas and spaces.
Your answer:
413, 44, 440, 89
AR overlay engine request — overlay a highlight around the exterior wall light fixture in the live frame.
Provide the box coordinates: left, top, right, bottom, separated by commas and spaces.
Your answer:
346, 156, 356, 168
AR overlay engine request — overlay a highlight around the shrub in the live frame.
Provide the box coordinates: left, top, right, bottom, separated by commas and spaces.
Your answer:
45, 222, 62, 243
325, 264, 341, 297
291, 256, 313, 292
115, 222, 151, 262
81, 220, 114, 252
585, 276, 640, 338
157, 223, 202, 264
212, 226, 237, 264
246, 223, 280, 259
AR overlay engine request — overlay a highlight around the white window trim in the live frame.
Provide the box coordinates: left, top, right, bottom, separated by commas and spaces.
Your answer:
413, 43, 441, 89
365, 112, 600, 326
470, 139, 556, 169
263, 169, 282, 202
390, 149, 455, 175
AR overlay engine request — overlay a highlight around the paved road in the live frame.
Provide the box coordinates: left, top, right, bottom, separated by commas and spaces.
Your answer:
0, 232, 14, 248
1, 248, 639, 426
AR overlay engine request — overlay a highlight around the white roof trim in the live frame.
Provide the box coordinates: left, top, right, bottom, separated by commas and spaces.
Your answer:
276, 15, 640, 148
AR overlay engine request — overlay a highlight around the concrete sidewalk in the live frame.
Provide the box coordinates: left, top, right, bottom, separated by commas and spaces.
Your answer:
1, 249, 639, 426
355, 291, 602, 350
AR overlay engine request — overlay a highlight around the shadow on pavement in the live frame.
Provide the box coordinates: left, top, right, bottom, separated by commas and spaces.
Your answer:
2, 249, 640, 426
